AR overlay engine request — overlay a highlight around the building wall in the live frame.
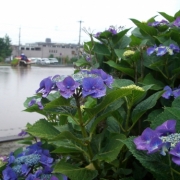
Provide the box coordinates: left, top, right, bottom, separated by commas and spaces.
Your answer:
11, 43, 79, 59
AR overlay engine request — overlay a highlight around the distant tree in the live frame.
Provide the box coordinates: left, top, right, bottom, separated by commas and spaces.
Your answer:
0, 34, 12, 62
49, 54, 54, 58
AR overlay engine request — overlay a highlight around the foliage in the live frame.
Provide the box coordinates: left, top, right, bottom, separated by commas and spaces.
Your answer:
11, 58, 19, 66
2, 10, 180, 180
0, 34, 12, 60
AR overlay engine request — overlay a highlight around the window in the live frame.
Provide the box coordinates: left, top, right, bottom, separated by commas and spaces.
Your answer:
35, 47, 41, 51
43, 45, 46, 47
21, 47, 24, 50
26, 48, 29, 50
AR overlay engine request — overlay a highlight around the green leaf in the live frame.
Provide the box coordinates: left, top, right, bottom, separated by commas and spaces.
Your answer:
130, 19, 157, 36
47, 91, 61, 101
158, 12, 175, 22
122, 137, 171, 180
151, 107, 180, 131
44, 96, 76, 116
27, 119, 60, 139
75, 58, 90, 67
112, 79, 134, 88
51, 131, 84, 146
141, 73, 165, 90
131, 91, 163, 123
112, 28, 131, 46
172, 96, 180, 108
174, 10, 180, 18
84, 41, 94, 54
114, 49, 126, 59
106, 60, 135, 78
93, 133, 126, 162
118, 35, 131, 48
53, 161, 98, 180
93, 43, 111, 56
88, 88, 132, 133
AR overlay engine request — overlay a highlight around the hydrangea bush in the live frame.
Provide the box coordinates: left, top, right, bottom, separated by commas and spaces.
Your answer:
1, 10, 180, 180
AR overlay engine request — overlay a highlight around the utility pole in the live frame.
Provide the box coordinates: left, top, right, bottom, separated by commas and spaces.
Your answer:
18, 27, 21, 56
77, 20, 83, 58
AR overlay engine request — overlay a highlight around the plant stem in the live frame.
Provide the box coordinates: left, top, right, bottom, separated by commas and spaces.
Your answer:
168, 153, 174, 180
74, 96, 100, 170
124, 97, 131, 134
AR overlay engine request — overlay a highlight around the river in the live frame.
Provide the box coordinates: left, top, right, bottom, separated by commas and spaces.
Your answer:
0, 66, 74, 137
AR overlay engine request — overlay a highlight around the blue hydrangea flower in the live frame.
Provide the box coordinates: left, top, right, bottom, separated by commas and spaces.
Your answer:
162, 86, 173, 99
94, 32, 101, 38
148, 21, 160, 27
146, 136, 164, 154
56, 76, 80, 99
173, 16, 180, 27
156, 46, 167, 56
108, 27, 117, 35
169, 142, 180, 165
28, 98, 44, 109
172, 87, 180, 98
36, 75, 60, 97
3, 166, 17, 180
18, 130, 28, 137
82, 77, 106, 98
155, 120, 176, 136
133, 128, 158, 150
169, 44, 180, 53
147, 46, 156, 55
90, 69, 114, 88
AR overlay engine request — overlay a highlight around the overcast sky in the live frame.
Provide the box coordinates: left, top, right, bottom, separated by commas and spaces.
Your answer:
1, 0, 180, 45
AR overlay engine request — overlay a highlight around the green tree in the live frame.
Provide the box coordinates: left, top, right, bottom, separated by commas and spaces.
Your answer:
0, 34, 12, 62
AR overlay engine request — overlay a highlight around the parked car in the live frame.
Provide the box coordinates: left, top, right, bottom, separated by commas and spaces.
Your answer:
28, 57, 37, 64
49, 58, 59, 64
36, 58, 50, 65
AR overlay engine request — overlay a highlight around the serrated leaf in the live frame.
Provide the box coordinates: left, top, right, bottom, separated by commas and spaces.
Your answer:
112, 79, 134, 88
93, 133, 126, 163
122, 137, 171, 180
131, 91, 163, 123
106, 60, 135, 78
93, 43, 111, 56
151, 107, 180, 131
53, 161, 98, 180
142, 73, 165, 90
27, 119, 60, 139
75, 58, 90, 67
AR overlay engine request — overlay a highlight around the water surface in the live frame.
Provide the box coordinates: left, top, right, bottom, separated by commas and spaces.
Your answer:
0, 66, 74, 137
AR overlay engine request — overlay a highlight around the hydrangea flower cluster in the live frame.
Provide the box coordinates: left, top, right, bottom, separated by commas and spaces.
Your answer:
148, 19, 169, 27
148, 16, 180, 28
94, 26, 117, 38
30, 69, 113, 108
2, 142, 67, 180
162, 85, 180, 99
147, 44, 180, 56
134, 120, 180, 165
123, 50, 135, 57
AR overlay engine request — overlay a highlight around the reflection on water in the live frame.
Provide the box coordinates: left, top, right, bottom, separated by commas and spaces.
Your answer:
0, 66, 74, 137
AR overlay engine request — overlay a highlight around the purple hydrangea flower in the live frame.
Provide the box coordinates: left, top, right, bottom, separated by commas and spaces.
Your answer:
133, 128, 158, 150
148, 21, 160, 27
18, 130, 28, 137
169, 44, 180, 53
82, 77, 106, 98
86, 56, 91, 61
28, 98, 44, 109
108, 27, 117, 35
155, 120, 176, 136
173, 16, 180, 27
94, 32, 101, 38
162, 86, 173, 99
36, 75, 60, 97
159, 19, 169, 25
169, 142, 180, 165
172, 87, 180, 98
147, 46, 156, 55
146, 136, 164, 154
56, 76, 80, 99
156, 46, 167, 56
2, 166, 18, 180
90, 69, 114, 88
